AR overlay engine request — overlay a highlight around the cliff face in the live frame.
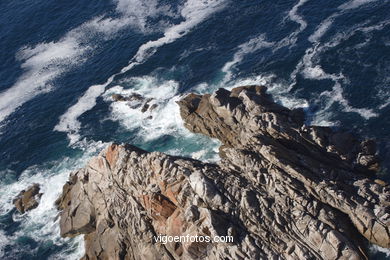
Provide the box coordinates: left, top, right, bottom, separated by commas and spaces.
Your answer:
56, 86, 390, 260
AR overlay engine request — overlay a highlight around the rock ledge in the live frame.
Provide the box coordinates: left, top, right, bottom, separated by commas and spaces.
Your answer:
57, 86, 390, 259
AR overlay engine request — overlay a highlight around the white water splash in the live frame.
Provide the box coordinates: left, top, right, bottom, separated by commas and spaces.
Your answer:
102, 76, 221, 162
0, 140, 107, 259
103, 77, 181, 138
55, 0, 228, 144
0, 0, 176, 127
369, 244, 390, 258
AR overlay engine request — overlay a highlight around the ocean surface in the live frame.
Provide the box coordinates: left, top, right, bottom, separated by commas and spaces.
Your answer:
0, 0, 389, 259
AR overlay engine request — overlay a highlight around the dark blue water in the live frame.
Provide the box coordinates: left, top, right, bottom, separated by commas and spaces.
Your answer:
0, 0, 389, 259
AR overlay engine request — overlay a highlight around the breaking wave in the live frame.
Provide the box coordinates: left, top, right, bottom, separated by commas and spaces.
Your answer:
55, 0, 228, 145
0, 0, 177, 126
0, 140, 107, 259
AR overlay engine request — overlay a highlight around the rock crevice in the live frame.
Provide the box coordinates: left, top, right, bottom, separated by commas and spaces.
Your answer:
57, 86, 390, 259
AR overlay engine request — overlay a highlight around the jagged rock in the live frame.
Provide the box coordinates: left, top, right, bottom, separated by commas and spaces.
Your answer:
141, 103, 150, 113
58, 86, 390, 259
13, 183, 42, 213
141, 98, 157, 113
360, 139, 377, 155
149, 103, 158, 112
128, 93, 145, 102
112, 93, 157, 114
111, 94, 127, 102
111, 93, 145, 102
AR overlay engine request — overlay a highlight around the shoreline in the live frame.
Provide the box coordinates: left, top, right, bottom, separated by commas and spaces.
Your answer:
55, 85, 390, 259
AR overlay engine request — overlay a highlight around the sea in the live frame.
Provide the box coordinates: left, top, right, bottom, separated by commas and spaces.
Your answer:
0, 0, 389, 259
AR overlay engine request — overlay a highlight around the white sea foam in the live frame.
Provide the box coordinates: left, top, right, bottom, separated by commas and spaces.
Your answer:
0, 140, 107, 258
0, 0, 173, 127
295, 47, 378, 122
339, 0, 378, 10
310, 82, 378, 126
276, 0, 310, 48
379, 97, 390, 110
220, 0, 311, 85
212, 0, 312, 113
288, 0, 309, 32
213, 0, 384, 129
308, 0, 380, 43
0, 34, 89, 124
219, 18, 377, 124
103, 77, 182, 139
120, 0, 228, 73
308, 16, 336, 43
114, 0, 177, 33
193, 73, 309, 113
56, 0, 228, 144
179, 46, 214, 60
298, 45, 345, 81
206, 28, 308, 108
0, 230, 7, 258
370, 245, 390, 258
222, 34, 273, 82
55, 76, 114, 144
282, 0, 310, 46
289, 1, 390, 123
102, 75, 222, 161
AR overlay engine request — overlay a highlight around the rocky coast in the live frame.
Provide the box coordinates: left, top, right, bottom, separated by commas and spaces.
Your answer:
55, 86, 390, 259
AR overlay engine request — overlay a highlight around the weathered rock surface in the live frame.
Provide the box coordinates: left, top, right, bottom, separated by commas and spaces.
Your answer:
13, 183, 42, 213
58, 86, 390, 259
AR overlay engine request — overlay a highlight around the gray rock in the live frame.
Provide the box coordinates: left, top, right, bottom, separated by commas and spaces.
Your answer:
141, 103, 149, 113
13, 183, 42, 213
111, 94, 127, 102
57, 86, 390, 260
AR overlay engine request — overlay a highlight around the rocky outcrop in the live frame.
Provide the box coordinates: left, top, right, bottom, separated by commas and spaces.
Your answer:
111, 93, 158, 113
13, 183, 42, 213
58, 86, 390, 259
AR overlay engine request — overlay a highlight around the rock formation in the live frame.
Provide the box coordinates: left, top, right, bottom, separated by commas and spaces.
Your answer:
57, 86, 390, 259
13, 183, 42, 213
111, 93, 158, 113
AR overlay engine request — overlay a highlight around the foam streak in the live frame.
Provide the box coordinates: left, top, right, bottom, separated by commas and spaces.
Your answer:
55, 0, 228, 144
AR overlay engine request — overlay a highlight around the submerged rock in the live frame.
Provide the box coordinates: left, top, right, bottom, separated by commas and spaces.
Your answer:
111, 93, 158, 114
13, 183, 42, 214
111, 94, 127, 102
141, 103, 150, 113
149, 103, 158, 112
57, 86, 390, 259
111, 93, 145, 102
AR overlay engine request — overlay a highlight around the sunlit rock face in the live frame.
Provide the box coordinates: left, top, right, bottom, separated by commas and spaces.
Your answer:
57, 86, 389, 260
